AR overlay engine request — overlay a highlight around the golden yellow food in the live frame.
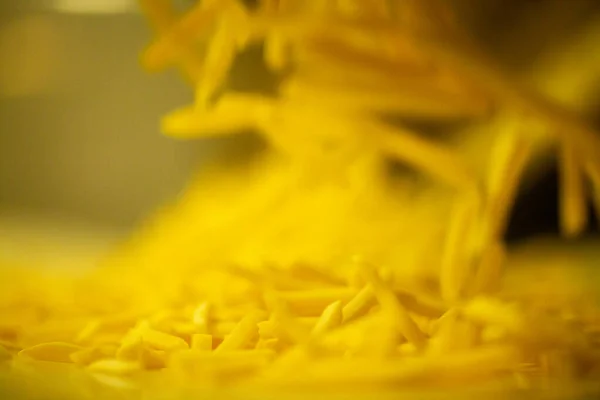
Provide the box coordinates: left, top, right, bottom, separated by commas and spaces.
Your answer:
2, 1, 600, 399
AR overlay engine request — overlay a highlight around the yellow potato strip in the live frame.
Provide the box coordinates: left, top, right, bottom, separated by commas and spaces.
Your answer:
274, 288, 356, 316
440, 192, 479, 304
365, 269, 426, 350
18, 342, 83, 363
142, 1, 226, 70
483, 127, 532, 242
559, 139, 588, 238
311, 300, 343, 336
216, 311, 267, 353
585, 158, 600, 227
142, 329, 189, 352
342, 285, 375, 323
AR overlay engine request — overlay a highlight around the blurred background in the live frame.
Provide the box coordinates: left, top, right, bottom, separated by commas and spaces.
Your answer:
0, 0, 600, 266
0, 0, 200, 230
